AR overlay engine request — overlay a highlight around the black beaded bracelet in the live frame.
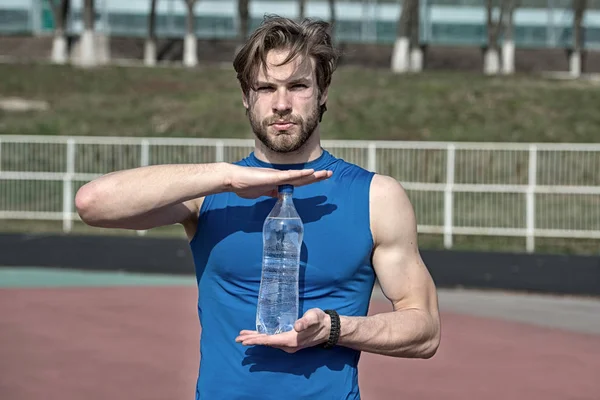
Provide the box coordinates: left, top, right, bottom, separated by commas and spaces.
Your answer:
323, 309, 341, 349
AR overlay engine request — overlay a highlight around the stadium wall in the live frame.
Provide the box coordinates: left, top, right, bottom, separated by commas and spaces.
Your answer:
1, 233, 598, 296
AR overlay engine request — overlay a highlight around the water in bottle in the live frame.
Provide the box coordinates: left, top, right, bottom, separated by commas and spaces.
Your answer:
256, 184, 304, 335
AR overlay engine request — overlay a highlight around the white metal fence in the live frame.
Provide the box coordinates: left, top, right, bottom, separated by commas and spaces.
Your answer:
1, 135, 599, 253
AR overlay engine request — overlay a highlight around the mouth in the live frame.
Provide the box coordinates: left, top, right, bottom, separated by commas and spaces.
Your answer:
270, 121, 296, 131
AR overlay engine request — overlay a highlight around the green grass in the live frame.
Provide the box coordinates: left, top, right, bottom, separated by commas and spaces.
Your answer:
1, 62, 600, 142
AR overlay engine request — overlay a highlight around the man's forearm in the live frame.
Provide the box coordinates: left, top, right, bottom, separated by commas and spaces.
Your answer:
337, 309, 440, 358
76, 162, 231, 226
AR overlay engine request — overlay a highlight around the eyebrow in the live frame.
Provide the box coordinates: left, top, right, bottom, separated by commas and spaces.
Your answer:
255, 77, 312, 87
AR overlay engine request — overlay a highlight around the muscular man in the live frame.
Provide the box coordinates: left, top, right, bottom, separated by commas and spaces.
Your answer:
75, 15, 440, 400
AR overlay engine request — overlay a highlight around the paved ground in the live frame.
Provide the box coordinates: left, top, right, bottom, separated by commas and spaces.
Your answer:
371, 283, 600, 336
436, 288, 600, 336
3, 267, 600, 335
1, 267, 599, 400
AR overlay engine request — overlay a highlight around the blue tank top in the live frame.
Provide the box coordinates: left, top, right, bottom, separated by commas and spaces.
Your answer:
189, 149, 376, 399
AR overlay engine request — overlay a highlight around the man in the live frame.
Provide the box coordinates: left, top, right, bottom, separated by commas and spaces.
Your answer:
75, 15, 440, 400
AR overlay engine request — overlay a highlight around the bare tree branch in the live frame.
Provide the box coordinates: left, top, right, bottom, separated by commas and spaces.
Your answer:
299, 0, 306, 20
573, 0, 587, 52
488, 0, 507, 49
328, 0, 335, 25
182, 0, 198, 67
328, 0, 336, 41
409, 0, 419, 49
185, 0, 197, 36
397, 0, 415, 38
83, 0, 94, 31
503, 0, 518, 42
238, 0, 249, 42
49, 0, 70, 33
148, 0, 157, 41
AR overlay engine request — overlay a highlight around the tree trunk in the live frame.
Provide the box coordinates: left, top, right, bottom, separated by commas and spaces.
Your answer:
502, 0, 518, 75
571, 0, 587, 77
328, 0, 336, 41
144, 0, 158, 66
184, 0, 197, 67
484, 0, 506, 75
391, 0, 415, 73
409, 0, 422, 72
49, 0, 70, 64
299, 0, 306, 20
80, 0, 96, 67
238, 0, 249, 43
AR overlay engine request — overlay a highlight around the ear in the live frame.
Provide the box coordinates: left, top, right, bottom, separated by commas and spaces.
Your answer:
241, 89, 249, 109
319, 87, 329, 106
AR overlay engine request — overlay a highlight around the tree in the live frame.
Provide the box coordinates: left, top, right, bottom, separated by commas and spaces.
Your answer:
501, 0, 518, 75
49, 0, 70, 64
409, 0, 422, 72
484, 0, 503, 75
299, 0, 306, 20
79, 0, 96, 67
484, 0, 517, 75
144, 0, 158, 66
183, 0, 198, 67
391, 0, 419, 73
328, 0, 336, 41
570, 0, 587, 77
71, 0, 109, 67
238, 0, 250, 43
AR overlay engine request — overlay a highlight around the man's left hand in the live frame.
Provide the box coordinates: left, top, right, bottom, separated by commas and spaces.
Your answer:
235, 308, 331, 353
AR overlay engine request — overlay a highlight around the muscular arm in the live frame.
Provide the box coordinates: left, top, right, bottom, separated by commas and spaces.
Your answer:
75, 162, 331, 239
74, 163, 230, 234
336, 174, 441, 359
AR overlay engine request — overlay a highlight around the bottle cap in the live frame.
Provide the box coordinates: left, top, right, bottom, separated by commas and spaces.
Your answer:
278, 184, 294, 194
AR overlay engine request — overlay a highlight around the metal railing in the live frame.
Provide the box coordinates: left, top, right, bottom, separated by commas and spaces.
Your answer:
1, 135, 599, 253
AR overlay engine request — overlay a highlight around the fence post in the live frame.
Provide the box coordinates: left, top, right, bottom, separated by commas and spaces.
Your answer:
367, 142, 377, 172
215, 140, 224, 162
62, 138, 76, 233
137, 140, 150, 236
526, 144, 537, 253
140, 139, 150, 167
444, 144, 456, 249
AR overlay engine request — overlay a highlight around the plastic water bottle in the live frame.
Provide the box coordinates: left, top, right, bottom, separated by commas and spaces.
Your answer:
256, 184, 304, 335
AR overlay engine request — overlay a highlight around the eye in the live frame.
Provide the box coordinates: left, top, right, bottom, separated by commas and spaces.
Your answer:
256, 86, 274, 92
291, 84, 308, 90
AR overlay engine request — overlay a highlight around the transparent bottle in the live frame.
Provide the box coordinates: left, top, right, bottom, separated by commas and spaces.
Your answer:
256, 184, 304, 335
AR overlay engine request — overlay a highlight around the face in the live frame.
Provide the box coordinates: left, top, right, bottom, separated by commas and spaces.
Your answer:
243, 49, 328, 153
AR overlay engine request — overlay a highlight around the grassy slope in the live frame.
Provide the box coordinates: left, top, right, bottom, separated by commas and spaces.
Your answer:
1, 63, 600, 142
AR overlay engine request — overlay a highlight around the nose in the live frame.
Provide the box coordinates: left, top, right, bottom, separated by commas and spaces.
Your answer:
272, 88, 292, 114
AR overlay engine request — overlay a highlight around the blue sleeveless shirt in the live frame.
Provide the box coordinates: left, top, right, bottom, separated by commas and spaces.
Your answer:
189, 149, 376, 399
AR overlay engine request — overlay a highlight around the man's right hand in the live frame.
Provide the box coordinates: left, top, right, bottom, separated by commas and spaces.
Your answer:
225, 165, 333, 199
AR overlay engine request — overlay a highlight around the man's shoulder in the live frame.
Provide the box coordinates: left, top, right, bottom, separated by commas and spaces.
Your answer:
369, 174, 408, 200
368, 174, 416, 240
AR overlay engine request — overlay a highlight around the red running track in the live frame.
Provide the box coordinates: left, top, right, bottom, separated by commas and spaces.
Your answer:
1, 286, 599, 400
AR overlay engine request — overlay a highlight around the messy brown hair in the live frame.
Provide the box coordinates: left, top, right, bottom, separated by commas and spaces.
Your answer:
233, 15, 339, 121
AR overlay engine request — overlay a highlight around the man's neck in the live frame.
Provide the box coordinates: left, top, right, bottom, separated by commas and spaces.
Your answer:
253, 130, 323, 165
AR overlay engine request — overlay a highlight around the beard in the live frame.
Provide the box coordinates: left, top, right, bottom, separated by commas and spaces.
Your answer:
248, 102, 320, 154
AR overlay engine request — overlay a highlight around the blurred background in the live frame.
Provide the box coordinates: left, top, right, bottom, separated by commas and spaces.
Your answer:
0, 1, 599, 400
